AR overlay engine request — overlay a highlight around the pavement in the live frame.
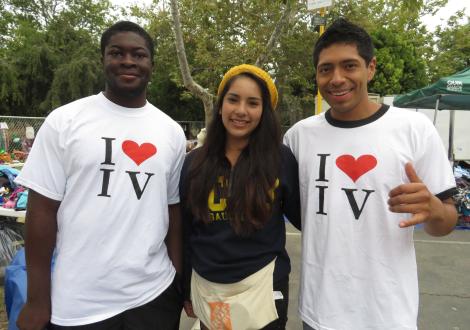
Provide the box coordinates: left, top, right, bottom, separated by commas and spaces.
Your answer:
179, 224, 470, 330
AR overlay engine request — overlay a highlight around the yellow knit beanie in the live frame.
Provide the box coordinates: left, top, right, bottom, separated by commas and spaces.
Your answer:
217, 64, 278, 109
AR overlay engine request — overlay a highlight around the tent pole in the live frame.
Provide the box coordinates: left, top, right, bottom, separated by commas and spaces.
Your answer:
433, 97, 440, 125
448, 110, 455, 162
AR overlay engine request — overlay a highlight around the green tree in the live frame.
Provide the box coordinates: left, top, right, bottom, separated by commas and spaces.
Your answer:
273, 7, 316, 124
428, 13, 470, 82
370, 27, 428, 95
0, 58, 22, 115
168, 0, 297, 126
0, 0, 114, 116
1, 0, 465, 123
327, 0, 439, 95
144, 6, 205, 121
7, 22, 55, 116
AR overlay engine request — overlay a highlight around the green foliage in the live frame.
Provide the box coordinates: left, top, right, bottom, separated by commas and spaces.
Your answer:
326, 0, 468, 96
0, 59, 22, 114
139, 6, 204, 121
41, 47, 103, 112
370, 27, 428, 94
134, 0, 305, 121
0, 0, 468, 121
327, 0, 432, 95
0, 0, 114, 116
274, 7, 317, 122
428, 14, 470, 82
171, 0, 290, 93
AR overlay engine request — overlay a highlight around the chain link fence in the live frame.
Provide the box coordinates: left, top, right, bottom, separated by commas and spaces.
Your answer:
0, 116, 45, 164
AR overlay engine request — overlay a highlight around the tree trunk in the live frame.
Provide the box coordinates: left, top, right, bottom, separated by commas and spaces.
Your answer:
169, 0, 214, 127
169, 0, 293, 128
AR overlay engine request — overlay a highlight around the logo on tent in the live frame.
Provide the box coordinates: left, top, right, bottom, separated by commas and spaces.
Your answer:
447, 80, 463, 92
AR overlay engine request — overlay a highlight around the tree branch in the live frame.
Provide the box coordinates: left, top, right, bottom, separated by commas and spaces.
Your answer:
169, 0, 214, 126
255, 1, 293, 67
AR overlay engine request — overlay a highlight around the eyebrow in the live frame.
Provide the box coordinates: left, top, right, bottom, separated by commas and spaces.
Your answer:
342, 59, 360, 64
107, 45, 148, 52
227, 92, 261, 100
318, 58, 361, 66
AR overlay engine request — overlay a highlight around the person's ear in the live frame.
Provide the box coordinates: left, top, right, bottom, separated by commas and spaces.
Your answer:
367, 57, 377, 83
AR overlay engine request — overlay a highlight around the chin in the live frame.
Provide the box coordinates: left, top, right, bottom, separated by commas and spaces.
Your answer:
227, 131, 251, 141
325, 99, 352, 111
107, 78, 148, 98
114, 85, 147, 99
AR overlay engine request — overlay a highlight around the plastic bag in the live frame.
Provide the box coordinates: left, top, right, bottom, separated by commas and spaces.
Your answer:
4, 248, 26, 330
0, 220, 24, 268
5, 248, 56, 330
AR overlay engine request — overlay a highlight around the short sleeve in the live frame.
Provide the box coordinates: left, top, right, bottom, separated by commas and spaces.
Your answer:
413, 117, 456, 198
283, 128, 293, 150
14, 119, 66, 201
166, 126, 187, 205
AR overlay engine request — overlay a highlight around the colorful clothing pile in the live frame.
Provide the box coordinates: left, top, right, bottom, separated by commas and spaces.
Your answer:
454, 162, 470, 229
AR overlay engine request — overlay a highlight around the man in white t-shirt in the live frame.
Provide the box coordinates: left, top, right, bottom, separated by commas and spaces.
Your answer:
15, 21, 186, 329
284, 18, 458, 330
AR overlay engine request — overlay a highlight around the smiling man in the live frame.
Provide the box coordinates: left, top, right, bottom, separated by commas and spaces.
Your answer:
15, 21, 186, 329
284, 18, 458, 330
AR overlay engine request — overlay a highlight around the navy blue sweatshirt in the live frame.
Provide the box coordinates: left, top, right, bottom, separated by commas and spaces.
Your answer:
180, 144, 301, 299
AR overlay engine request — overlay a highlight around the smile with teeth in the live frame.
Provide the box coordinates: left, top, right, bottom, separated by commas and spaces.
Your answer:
329, 89, 352, 96
231, 118, 249, 126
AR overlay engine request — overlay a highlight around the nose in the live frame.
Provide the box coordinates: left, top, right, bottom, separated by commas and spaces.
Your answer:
233, 101, 249, 116
330, 68, 345, 86
121, 53, 136, 66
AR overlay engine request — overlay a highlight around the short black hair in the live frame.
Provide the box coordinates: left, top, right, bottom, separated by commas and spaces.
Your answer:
313, 18, 374, 68
101, 21, 155, 63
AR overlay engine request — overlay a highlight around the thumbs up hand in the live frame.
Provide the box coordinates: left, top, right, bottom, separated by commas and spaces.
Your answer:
388, 162, 443, 228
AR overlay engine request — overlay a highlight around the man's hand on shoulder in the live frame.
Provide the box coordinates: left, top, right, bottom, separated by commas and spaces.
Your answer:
388, 162, 457, 236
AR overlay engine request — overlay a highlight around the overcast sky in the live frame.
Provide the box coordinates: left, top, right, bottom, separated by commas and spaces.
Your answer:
421, 0, 469, 31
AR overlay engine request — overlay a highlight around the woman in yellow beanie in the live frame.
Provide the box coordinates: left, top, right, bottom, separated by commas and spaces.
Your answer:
179, 64, 301, 330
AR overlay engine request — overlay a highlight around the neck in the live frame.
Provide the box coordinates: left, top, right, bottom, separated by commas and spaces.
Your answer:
103, 90, 147, 108
225, 137, 249, 166
331, 100, 381, 121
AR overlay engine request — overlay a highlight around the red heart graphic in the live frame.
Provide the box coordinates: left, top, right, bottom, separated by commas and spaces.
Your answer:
336, 154, 377, 182
122, 140, 157, 165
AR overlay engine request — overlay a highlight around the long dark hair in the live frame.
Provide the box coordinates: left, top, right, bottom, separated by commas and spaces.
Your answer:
186, 72, 281, 235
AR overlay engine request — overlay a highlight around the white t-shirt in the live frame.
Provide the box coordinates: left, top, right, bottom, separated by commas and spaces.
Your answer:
16, 93, 186, 326
284, 106, 456, 330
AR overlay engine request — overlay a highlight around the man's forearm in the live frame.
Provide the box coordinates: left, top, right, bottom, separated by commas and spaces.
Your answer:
424, 197, 458, 237
24, 229, 55, 306
166, 204, 183, 274
24, 190, 59, 305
